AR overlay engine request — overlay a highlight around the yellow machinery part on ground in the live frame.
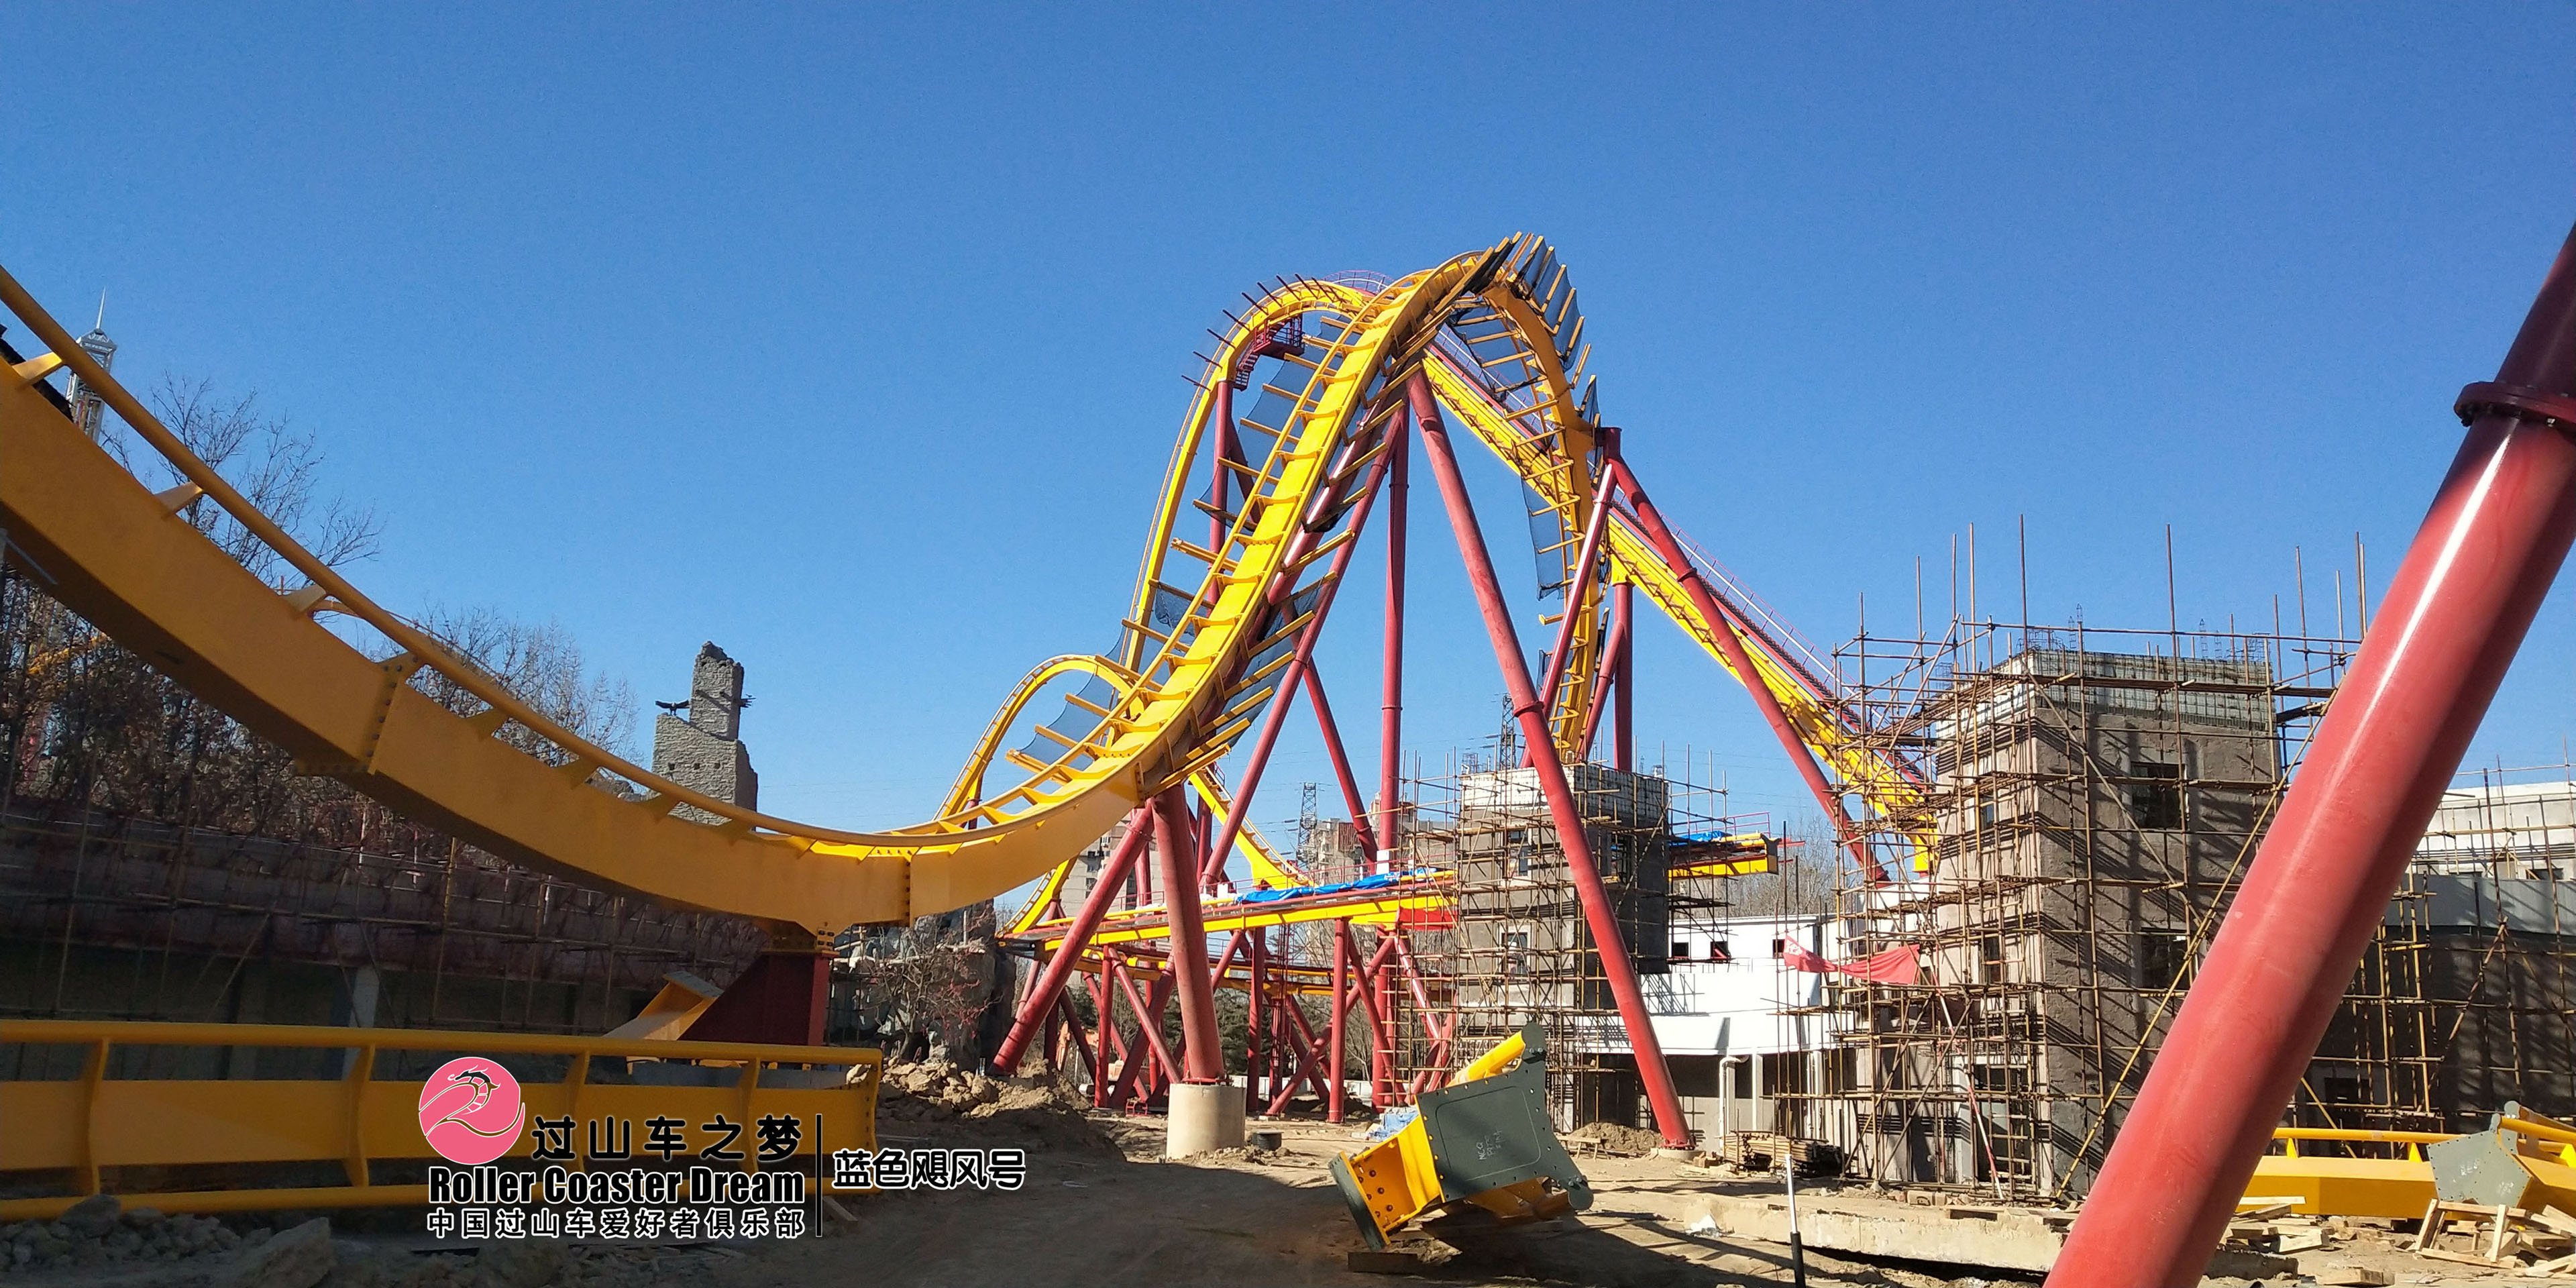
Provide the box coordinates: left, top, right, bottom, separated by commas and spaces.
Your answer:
2427, 1103, 2576, 1216
2246, 1157, 2437, 1220
2237, 1128, 2451, 1219
1330, 1022, 1593, 1249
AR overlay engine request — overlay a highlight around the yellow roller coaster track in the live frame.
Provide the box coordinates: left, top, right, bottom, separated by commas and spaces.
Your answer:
0, 236, 1927, 941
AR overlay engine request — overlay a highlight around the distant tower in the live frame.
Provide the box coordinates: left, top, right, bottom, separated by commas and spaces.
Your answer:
63, 295, 115, 440
651, 642, 759, 823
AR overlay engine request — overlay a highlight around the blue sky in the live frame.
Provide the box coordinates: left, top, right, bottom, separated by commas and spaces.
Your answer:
10, 5, 2576, 855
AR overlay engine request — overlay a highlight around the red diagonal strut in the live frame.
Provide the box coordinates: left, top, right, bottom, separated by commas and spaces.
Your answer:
2053, 218, 2576, 1288
1408, 373, 1693, 1148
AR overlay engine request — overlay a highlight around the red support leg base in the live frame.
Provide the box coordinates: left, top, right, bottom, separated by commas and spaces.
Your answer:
683, 948, 830, 1046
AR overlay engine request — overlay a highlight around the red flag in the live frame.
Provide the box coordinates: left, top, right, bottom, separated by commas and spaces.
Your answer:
1778, 942, 1922, 984
1838, 947, 1923, 985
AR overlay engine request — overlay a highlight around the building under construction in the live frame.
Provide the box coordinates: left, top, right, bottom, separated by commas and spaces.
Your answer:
1391, 739, 1772, 1131
1754, 616, 2576, 1201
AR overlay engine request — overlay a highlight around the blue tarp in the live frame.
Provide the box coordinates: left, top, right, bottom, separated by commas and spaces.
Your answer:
1236, 868, 1440, 905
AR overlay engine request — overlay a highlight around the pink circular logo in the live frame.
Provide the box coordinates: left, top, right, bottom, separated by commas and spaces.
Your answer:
417, 1057, 526, 1165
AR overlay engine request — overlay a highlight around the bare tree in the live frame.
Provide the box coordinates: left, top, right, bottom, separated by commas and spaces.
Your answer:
4, 376, 640, 848
841, 903, 1012, 1064
1724, 818, 1844, 917
405, 606, 638, 763
143, 377, 382, 582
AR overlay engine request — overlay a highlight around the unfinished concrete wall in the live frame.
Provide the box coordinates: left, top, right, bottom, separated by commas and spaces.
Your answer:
1843, 648, 2282, 1198
0, 806, 765, 1070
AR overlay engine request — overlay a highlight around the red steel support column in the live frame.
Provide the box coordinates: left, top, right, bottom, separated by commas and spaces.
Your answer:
1246, 928, 1267, 1114
1373, 954, 1397, 1106
1609, 452, 1882, 885
1377, 405, 1411, 873
1329, 918, 1350, 1122
1579, 583, 1633, 760
1154, 787, 1227, 1083
1535, 462, 1619, 718
1612, 579, 1635, 772
989, 806, 1153, 1073
2054, 222, 2576, 1286
1195, 796, 1214, 888
1408, 375, 1694, 1148
1269, 1000, 1334, 1114
1052, 992, 1097, 1082
1349, 926, 1396, 1107
1106, 972, 1176, 1111
1090, 971, 1115, 1107
1195, 428, 1395, 883
1301, 663, 1378, 850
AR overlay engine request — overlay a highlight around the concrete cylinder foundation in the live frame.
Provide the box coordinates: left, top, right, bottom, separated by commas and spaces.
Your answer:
1165, 1081, 1246, 1157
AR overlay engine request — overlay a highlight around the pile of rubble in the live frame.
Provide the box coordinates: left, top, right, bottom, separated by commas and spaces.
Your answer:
873, 1059, 1120, 1157
1561, 1122, 1667, 1157
876, 1059, 1088, 1122
2, 1195, 239, 1274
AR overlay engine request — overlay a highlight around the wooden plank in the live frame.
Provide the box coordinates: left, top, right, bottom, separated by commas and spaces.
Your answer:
2417, 1247, 2518, 1271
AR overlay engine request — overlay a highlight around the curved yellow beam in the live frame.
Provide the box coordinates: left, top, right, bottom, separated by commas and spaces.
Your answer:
945, 655, 1301, 936
0, 231, 1925, 948
0, 249, 1491, 932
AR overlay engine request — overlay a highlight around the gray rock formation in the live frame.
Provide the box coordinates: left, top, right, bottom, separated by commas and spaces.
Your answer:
651, 643, 757, 823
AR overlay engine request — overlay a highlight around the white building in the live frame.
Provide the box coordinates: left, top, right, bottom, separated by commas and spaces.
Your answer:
1636, 912, 1850, 1145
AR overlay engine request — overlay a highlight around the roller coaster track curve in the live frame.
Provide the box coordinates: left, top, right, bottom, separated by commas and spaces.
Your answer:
0, 236, 1925, 938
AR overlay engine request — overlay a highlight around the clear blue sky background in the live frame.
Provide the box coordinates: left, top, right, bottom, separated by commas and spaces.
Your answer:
10, 6, 2576, 857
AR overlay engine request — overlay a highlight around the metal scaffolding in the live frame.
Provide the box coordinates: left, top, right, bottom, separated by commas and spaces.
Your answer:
0, 805, 765, 1044
1392, 737, 1766, 1130
1794, 616, 2357, 1200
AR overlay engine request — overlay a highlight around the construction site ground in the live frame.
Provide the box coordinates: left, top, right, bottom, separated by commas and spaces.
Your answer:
672, 1114, 2552, 1288
0, 1109, 2534, 1288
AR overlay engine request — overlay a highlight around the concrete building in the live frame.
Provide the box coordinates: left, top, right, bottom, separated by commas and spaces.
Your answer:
1645, 911, 1848, 1146
1403, 762, 1680, 1128
1819, 644, 2288, 1197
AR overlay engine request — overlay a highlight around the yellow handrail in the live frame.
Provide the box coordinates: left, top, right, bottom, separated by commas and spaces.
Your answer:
0, 1020, 880, 1220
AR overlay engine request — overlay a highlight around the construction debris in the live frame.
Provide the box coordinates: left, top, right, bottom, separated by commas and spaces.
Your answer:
2302, 1265, 2392, 1286
1562, 1122, 1666, 1157
2408, 1199, 2576, 1272
1711, 1130, 1844, 1177
216, 1218, 333, 1288
1346, 1249, 1428, 1273
874, 1058, 1124, 1158
1, 1195, 241, 1275
877, 1058, 1085, 1120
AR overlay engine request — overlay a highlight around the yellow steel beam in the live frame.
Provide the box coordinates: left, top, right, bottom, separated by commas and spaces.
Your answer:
2244, 1156, 2435, 1220
1032, 883, 1451, 949
0, 1020, 878, 1221
1423, 352, 1933, 871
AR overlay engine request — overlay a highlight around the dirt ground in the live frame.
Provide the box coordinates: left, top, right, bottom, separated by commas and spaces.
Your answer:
0, 1104, 2526, 1288
710, 1115, 1866, 1288
708, 1114, 2527, 1288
